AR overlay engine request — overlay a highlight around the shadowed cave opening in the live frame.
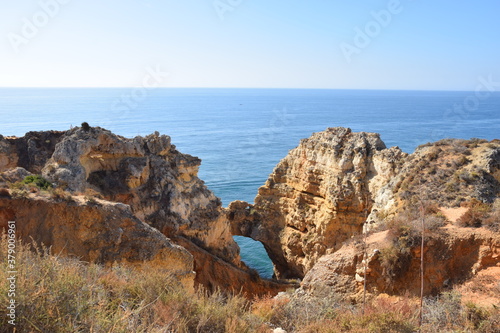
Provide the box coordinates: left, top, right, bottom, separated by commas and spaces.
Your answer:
233, 236, 274, 279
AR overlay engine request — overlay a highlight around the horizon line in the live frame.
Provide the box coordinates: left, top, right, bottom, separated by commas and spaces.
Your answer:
0, 86, 492, 93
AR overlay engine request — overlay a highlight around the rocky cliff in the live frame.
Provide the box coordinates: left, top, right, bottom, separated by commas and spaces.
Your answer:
2, 125, 499, 301
0, 126, 291, 295
300, 227, 500, 301
0, 194, 195, 290
227, 127, 500, 298
228, 128, 407, 279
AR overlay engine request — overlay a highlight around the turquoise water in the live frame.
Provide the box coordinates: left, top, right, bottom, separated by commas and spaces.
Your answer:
1, 88, 500, 278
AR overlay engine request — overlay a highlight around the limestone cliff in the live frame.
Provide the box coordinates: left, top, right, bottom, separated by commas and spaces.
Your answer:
300, 227, 500, 301
0, 194, 195, 289
227, 127, 500, 299
0, 126, 288, 294
37, 127, 239, 266
3, 125, 499, 301
228, 127, 407, 279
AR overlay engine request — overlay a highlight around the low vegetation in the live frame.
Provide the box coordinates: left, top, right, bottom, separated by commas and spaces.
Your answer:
398, 139, 500, 207
8, 175, 53, 197
378, 203, 446, 282
20, 175, 52, 191
456, 198, 500, 232
1, 236, 498, 332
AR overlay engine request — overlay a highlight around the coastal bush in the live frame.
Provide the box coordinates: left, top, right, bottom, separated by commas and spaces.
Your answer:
0, 235, 263, 333
49, 187, 75, 202
421, 292, 498, 332
8, 174, 52, 193
379, 206, 445, 284
483, 200, 500, 232
22, 174, 52, 190
456, 199, 491, 228
422, 291, 463, 331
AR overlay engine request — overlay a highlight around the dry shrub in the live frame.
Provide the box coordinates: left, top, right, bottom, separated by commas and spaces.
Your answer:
384, 202, 444, 239
483, 199, 500, 232
296, 295, 418, 333
251, 294, 289, 322
379, 204, 445, 284
1, 235, 496, 333
457, 199, 491, 228
49, 187, 75, 202
422, 291, 499, 332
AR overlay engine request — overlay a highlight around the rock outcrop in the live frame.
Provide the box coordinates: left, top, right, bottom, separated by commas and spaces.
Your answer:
300, 227, 500, 301
227, 127, 500, 298
0, 126, 289, 295
228, 128, 407, 279
2, 125, 499, 301
0, 194, 195, 289
38, 127, 239, 266
0, 131, 65, 174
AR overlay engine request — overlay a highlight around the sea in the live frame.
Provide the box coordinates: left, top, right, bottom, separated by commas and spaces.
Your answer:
1, 88, 499, 278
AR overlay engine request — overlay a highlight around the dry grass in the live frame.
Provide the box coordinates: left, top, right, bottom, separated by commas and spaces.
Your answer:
422, 291, 499, 332
1, 235, 498, 332
0, 236, 262, 333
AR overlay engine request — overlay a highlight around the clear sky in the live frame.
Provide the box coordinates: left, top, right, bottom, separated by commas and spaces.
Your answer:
1, 0, 499, 90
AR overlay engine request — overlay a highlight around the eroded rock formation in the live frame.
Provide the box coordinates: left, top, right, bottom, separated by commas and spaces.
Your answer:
301, 227, 500, 301
2, 125, 499, 301
39, 127, 239, 266
227, 127, 500, 299
0, 195, 195, 290
0, 126, 289, 294
228, 128, 407, 278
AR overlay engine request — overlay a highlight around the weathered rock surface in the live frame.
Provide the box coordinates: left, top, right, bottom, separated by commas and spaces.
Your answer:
0, 131, 65, 174
301, 227, 500, 301
0, 195, 195, 289
228, 128, 407, 279
0, 126, 289, 295
377, 138, 500, 214
227, 127, 500, 298
3, 125, 499, 301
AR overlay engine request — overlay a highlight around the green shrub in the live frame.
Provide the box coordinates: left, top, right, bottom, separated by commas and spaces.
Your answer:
22, 175, 52, 190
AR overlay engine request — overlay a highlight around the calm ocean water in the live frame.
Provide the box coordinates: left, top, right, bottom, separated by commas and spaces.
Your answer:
1, 88, 499, 278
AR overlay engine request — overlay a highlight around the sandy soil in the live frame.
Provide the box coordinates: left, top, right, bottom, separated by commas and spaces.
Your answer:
440, 207, 468, 223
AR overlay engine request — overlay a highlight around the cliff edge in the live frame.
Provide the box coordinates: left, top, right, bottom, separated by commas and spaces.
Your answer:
0, 126, 292, 295
227, 127, 500, 299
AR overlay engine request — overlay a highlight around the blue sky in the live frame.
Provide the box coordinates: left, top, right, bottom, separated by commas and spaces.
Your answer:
0, 0, 499, 90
